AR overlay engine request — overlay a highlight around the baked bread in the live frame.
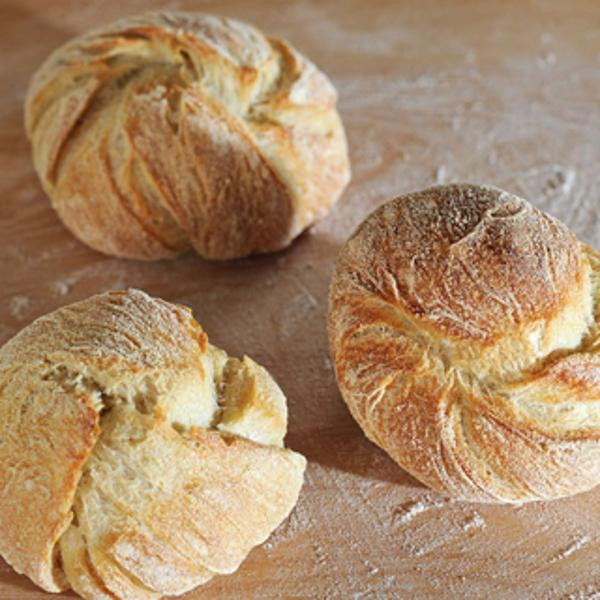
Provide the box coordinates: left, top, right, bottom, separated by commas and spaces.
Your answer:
0, 289, 306, 598
328, 183, 600, 503
24, 11, 350, 260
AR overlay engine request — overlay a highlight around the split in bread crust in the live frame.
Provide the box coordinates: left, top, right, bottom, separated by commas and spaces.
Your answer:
25, 11, 350, 260
328, 183, 600, 503
0, 290, 306, 597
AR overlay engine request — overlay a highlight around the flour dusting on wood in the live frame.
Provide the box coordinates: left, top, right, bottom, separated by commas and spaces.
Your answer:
1, 1, 600, 599
9, 295, 31, 320
550, 535, 592, 564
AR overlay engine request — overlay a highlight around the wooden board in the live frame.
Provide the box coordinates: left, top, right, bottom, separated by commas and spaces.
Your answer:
1, 1, 600, 598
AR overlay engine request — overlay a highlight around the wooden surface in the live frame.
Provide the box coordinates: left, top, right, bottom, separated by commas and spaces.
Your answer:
1, 1, 600, 598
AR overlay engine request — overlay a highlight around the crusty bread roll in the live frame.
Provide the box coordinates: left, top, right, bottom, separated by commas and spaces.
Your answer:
25, 11, 350, 260
0, 289, 305, 598
328, 183, 600, 503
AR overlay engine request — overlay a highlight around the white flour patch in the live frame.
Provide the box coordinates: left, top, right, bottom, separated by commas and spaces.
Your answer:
435, 165, 448, 184
313, 541, 328, 566
538, 49, 557, 67
352, 575, 397, 599
462, 512, 486, 532
9, 295, 31, 320
550, 535, 592, 564
392, 499, 445, 526
565, 585, 600, 600
53, 280, 72, 296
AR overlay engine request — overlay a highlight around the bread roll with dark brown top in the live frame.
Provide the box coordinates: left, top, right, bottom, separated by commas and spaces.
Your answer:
25, 11, 350, 260
328, 183, 600, 503
0, 290, 305, 598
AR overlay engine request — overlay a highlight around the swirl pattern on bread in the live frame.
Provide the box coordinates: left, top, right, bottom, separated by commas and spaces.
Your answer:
328, 183, 600, 503
0, 290, 305, 597
25, 12, 350, 260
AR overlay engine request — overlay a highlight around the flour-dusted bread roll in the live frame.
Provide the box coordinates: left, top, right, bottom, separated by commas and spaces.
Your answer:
25, 12, 350, 260
0, 290, 306, 598
328, 183, 600, 503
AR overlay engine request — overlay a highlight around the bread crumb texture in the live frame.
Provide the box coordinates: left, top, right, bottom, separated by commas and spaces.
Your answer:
24, 11, 350, 260
329, 183, 600, 503
0, 289, 306, 597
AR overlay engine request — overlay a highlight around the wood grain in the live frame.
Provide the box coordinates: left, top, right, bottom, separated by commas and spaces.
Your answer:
1, 1, 599, 598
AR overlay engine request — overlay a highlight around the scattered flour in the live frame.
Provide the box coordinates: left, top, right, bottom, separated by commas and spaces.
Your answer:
538, 49, 557, 67
313, 541, 328, 566
516, 164, 576, 199
550, 535, 592, 564
53, 280, 72, 296
9, 295, 31, 320
393, 499, 445, 526
565, 587, 600, 600
2, 4, 599, 599
434, 165, 448, 184
462, 512, 486, 532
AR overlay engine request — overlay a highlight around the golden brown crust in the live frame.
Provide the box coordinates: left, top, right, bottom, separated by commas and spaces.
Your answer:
25, 11, 350, 260
0, 290, 305, 597
328, 183, 600, 503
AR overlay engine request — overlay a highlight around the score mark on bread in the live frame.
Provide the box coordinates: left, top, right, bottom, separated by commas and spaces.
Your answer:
328, 183, 600, 503
0, 289, 306, 598
24, 11, 350, 260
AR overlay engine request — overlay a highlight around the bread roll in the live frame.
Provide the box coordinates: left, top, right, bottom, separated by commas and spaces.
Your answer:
0, 289, 306, 598
25, 11, 350, 260
328, 183, 600, 503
